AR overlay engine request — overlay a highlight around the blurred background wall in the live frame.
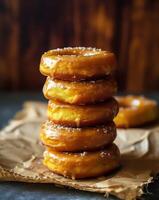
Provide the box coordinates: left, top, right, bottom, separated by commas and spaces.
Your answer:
0, 0, 159, 92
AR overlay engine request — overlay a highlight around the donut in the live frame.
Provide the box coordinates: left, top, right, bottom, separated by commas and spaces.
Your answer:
40, 47, 116, 81
43, 77, 117, 105
47, 98, 119, 127
114, 96, 158, 128
43, 143, 120, 179
40, 120, 116, 152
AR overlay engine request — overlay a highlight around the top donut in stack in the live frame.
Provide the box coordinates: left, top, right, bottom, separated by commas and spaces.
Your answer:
40, 47, 120, 179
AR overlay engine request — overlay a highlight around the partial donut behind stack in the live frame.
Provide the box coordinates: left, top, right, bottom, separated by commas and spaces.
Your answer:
114, 95, 158, 128
39, 47, 120, 179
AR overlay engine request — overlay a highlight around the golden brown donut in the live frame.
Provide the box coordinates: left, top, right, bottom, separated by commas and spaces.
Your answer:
40, 47, 116, 81
40, 120, 116, 152
43, 77, 117, 105
43, 143, 120, 179
114, 96, 158, 128
47, 98, 119, 127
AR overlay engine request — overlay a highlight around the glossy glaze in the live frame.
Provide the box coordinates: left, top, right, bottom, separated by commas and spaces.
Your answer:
47, 98, 119, 127
40, 120, 116, 152
43, 143, 120, 179
40, 47, 116, 81
43, 77, 117, 105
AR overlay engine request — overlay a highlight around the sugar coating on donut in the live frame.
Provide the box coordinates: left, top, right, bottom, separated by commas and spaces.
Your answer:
43, 120, 116, 134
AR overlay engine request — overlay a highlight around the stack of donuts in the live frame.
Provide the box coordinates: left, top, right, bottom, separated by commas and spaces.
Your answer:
39, 47, 120, 179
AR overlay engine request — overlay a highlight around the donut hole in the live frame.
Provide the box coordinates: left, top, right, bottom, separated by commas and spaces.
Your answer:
49, 48, 102, 57
55, 50, 80, 56
118, 100, 131, 109
119, 102, 130, 109
118, 98, 141, 109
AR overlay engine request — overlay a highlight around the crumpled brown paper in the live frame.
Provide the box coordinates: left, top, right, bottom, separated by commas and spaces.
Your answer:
0, 102, 159, 200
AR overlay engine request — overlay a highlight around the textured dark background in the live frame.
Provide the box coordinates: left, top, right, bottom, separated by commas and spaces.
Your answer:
0, 0, 159, 92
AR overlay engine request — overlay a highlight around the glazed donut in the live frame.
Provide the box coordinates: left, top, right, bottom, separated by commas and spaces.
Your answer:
43, 143, 120, 179
114, 96, 158, 128
47, 98, 118, 127
40, 120, 116, 152
43, 77, 117, 105
40, 47, 116, 81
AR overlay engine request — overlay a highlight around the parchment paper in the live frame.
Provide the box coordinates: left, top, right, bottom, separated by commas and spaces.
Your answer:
0, 102, 159, 200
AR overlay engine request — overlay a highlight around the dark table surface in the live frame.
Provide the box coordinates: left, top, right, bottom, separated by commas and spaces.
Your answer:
0, 92, 159, 200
